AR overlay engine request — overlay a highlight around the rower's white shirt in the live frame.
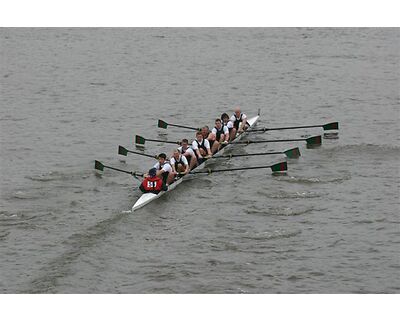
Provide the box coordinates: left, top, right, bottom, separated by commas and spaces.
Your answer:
212, 125, 229, 135
230, 113, 247, 122
223, 120, 234, 129
178, 145, 195, 157
192, 138, 210, 150
170, 155, 188, 167
153, 162, 172, 172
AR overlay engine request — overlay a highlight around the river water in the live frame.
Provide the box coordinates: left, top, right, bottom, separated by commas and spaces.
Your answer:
0, 28, 399, 293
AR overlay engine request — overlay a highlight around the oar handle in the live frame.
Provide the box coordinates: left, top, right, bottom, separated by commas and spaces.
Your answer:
146, 138, 181, 145
191, 162, 287, 174
95, 161, 144, 177
248, 122, 338, 132
135, 135, 181, 145
233, 136, 321, 145
158, 119, 200, 131
119, 145, 157, 159
128, 150, 157, 158
104, 165, 144, 177
103, 165, 133, 175
118, 146, 158, 159
233, 138, 306, 144
168, 123, 200, 131
215, 151, 283, 159
249, 125, 321, 132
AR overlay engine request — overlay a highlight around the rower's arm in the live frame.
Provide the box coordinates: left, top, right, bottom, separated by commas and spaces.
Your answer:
169, 161, 176, 174
205, 140, 212, 156
240, 116, 248, 131
192, 142, 202, 158
220, 134, 228, 143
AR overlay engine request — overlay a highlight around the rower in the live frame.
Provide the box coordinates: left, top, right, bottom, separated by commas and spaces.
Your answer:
192, 131, 212, 164
153, 153, 175, 185
177, 139, 197, 170
230, 106, 249, 135
170, 149, 189, 176
202, 125, 220, 154
139, 168, 167, 194
211, 118, 229, 148
201, 125, 210, 140
221, 112, 236, 141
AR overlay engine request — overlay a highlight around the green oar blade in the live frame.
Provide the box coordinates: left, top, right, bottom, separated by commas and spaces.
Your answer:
284, 147, 301, 159
323, 122, 339, 130
271, 161, 288, 172
135, 135, 146, 145
306, 135, 322, 146
118, 145, 128, 156
158, 119, 168, 129
94, 160, 104, 171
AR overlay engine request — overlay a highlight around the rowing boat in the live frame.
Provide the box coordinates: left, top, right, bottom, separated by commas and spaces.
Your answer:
131, 115, 260, 211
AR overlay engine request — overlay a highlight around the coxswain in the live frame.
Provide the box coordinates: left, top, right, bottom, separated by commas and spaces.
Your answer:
230, 106, 249, 134
221, 112, 236, 141
192, 131, 212, 164
177, 139, 197, 170
170, 149, 189, 176
153, 153, 175, 185
139, 168, 167, 194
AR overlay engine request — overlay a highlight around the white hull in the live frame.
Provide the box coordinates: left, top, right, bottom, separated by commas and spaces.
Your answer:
132, 115, 259, 211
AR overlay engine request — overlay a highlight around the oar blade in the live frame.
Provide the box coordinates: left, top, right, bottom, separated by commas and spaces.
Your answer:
118, 145, 128, 156
270, 161, 288, 172
94, 160, 104, 171
323, 122, 339, 130
284, 147, 301, 159
158, 119, 168, 129
135, 135, 146, 145
306, 135, 322, 146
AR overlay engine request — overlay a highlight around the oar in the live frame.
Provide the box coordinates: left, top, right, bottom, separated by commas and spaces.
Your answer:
247, 122, 339, 132
135, 135, 181, 146
190, 161, 288, 174
94, 160, 144, 177
118, 145, 158, 159
215, 147, 301, 159
233, 135, 322, 146
158, 119, 200, 131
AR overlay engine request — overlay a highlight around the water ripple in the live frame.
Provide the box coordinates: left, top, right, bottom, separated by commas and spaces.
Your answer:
259, 190, 321, 199
275, 174, 351, 184
245, 205, 314, 216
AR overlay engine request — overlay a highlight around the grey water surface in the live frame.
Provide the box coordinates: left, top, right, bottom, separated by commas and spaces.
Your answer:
0, 28, 399, 293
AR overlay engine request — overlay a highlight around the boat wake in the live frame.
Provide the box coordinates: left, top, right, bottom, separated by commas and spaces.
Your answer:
245, 205, 314, 216
274, 173, 352, 184
258, 190, 321, 199
241, 229, 302, 241
25, 170, 91, 182
326, 143, 400, 156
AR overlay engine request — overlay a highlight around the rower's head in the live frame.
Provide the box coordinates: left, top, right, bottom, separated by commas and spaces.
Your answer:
173, 149, 180, 159
158, 153, 167, 164
148, 168, 157, 177
215, 118, 222, 129
234, 106, 241, 117
181, 138, 189, 149
201, 126, 209, 139
196, 131, 203, 141
221, 113, 229, 123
